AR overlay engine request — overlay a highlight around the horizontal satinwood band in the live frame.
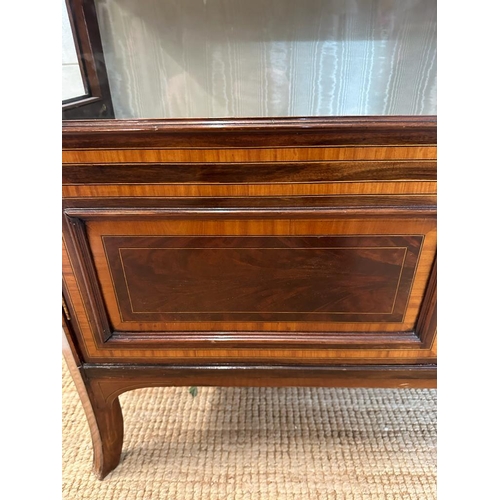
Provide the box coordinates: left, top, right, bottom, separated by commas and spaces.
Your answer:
63, 146, 437, 164
63, 181, 437, 199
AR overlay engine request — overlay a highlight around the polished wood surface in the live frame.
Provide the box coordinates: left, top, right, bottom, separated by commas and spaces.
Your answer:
62, 160, 436, 184
63, 211, 436, 355
63, 146, 436, 164
103, 234, 420, 323
62, 116, 436, 148
84, 364, 437, 391
63, 118, 436, 366
63, 117, 437, 478
63, 195, 437, 215
63, 317, 123, 480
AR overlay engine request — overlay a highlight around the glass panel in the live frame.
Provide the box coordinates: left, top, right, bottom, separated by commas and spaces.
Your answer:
62, 0, 87, 101
71, 0, 437, 118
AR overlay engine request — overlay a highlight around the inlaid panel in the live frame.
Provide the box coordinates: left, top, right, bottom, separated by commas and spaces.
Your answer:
74, 214, 436, 344
62, 118, 437, 370
104, 235, 422, 324
63, 210, 436, 360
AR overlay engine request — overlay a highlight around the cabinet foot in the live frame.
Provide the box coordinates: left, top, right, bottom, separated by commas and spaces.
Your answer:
86, 379, 124, 479
63, 333, 124, 479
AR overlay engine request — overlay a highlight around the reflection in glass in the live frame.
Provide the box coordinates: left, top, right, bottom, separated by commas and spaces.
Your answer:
62, 0, 86, 101
93, 0, 436, 118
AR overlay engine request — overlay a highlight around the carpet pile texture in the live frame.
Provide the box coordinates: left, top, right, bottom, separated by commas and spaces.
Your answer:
62, 361, 436, 499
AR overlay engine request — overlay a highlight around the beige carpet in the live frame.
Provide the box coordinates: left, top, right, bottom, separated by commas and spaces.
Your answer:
62, 361, 436, 499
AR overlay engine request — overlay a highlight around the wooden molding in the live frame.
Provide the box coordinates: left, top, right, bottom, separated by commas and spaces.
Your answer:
63, 116, 437, 149
83, 363, 437, 390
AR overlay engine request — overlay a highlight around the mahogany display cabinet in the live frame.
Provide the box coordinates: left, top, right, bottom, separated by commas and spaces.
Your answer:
62, 0, 437, 479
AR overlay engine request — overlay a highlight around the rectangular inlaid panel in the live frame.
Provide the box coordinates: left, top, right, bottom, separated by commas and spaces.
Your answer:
103, 235, 422, 324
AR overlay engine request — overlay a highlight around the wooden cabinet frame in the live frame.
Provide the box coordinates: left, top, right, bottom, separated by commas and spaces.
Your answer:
63, 104, 436, 479
62, 0, 114, 119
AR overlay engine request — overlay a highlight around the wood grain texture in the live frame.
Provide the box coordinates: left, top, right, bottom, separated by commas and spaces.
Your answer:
62, 117, 436, 149
83, 364, 437, 391
62, 54, 437, 482
103, 235, 421, 323
62, 195, 437, 217
62, 118, 436, 370
86, 216, 435, 331
415, 257, 437, 348
65, 225, 436, 364
64, 216, 112, 345
63, 316, 123, 479
63, 160, 436, 185
63, 146, 437, 165
62, 210, 436, 358
63, 181, 436, 198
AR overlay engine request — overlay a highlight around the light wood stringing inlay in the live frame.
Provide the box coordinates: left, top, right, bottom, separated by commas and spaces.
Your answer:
86, 218, 436, 334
